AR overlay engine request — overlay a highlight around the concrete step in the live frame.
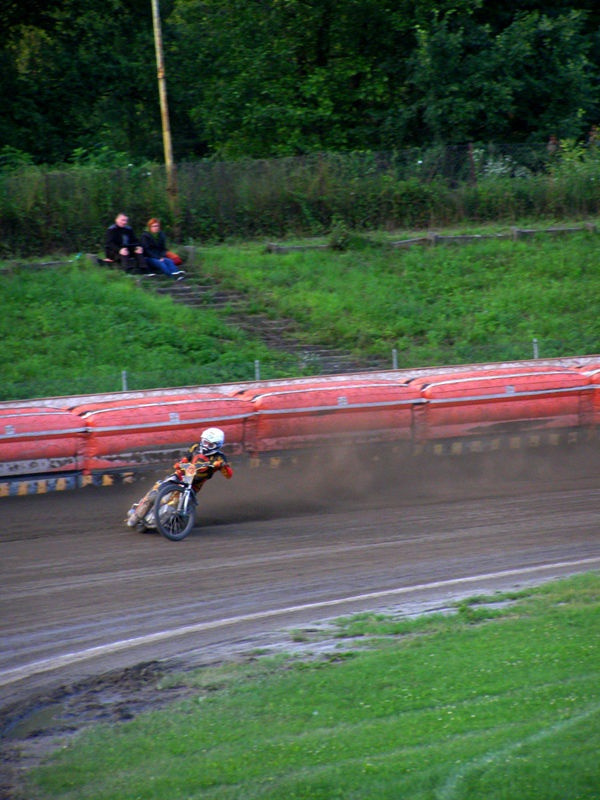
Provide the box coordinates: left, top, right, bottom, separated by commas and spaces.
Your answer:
145, 272, 388, 375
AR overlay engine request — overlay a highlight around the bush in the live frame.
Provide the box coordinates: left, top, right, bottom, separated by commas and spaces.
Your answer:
1, 145, 600, 255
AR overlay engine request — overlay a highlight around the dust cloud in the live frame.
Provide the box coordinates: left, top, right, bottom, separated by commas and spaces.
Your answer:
199, 439, 600, 526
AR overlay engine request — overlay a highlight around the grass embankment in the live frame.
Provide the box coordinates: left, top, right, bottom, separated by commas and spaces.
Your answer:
0, 265, 299, 400
201, 228, 600, 364
1, 225, 599, 400
27, 572, 600, 800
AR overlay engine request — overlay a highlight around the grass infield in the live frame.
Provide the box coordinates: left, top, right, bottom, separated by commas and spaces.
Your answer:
27, 572, 599, 800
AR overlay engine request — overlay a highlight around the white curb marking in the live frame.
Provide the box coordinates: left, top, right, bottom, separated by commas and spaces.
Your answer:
1, 556, 598, 686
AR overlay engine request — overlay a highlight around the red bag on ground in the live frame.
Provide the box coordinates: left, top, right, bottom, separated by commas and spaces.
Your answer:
166, 251, 183, 266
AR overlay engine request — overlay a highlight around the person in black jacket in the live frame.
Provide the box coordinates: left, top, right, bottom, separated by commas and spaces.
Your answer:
105, 212, 149, 273
141, 218, 186, 279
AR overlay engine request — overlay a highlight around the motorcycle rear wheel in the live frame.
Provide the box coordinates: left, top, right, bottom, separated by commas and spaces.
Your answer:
154, 482, 195, 541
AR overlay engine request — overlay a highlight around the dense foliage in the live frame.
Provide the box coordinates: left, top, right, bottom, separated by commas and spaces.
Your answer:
1, 1, 599, 165
2, 143, 600, 256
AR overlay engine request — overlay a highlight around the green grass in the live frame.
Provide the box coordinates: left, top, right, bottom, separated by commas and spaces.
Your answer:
0, 265, 299, 399
1, 223, 599, 400
200, 229, 600, 362
26, 572, 600, 800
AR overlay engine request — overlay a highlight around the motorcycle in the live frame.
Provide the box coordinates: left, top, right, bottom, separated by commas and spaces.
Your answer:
129, 460, 212, 541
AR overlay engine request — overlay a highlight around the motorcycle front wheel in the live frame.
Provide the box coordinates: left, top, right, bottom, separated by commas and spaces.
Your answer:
153, 482, 195, 541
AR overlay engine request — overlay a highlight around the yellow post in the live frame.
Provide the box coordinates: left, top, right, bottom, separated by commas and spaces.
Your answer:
150, 0, 180, 230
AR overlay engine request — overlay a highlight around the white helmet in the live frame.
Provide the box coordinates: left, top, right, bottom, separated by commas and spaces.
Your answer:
200, 427, 225, 455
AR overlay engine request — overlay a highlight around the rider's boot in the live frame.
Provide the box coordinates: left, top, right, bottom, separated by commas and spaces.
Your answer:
125, 504, 139, 527
125, 481, 163, 528
126, 495, 151, 527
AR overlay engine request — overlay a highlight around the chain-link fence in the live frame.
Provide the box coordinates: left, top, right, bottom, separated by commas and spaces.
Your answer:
2, 337, 596, 402
2, 142, 600, 255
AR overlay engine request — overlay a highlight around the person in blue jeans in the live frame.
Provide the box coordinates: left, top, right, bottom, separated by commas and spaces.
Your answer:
141, 218, 186, 279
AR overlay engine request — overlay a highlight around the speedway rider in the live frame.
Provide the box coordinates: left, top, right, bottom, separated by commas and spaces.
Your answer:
126, 427, 233, 528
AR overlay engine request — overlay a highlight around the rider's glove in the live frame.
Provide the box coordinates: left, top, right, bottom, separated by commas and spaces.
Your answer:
222, 464, 233, 479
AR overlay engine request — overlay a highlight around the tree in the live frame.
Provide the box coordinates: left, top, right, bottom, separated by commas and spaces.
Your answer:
397, 7, 597, 144
0, 0, 166, 164
0, 0, 598, 163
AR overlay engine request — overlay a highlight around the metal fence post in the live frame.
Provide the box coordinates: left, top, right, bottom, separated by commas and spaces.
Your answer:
392, 348, 398, 370
121, 370, 128, 391
532, 338, 539, 359
254, 360, 260, 381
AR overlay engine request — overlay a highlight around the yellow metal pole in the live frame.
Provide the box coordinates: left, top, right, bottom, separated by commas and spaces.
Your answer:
150, 0, 180, 227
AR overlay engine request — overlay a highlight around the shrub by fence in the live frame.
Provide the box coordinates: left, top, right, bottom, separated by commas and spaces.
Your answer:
1, 143, 599, 256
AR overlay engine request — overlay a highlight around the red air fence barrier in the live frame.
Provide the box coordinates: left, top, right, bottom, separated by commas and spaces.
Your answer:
0, 406, 85, 477
70, 392, 253, 472
407, 366, 594, 441
237, 380, 423, 453
1, 357, 599, 493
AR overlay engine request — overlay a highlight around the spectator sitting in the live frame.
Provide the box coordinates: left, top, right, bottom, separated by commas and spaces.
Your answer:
141, 218, 186, 280
104, 212, 150, 273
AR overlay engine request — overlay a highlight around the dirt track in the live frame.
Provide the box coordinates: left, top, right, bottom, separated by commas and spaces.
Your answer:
1, 444, 599, 795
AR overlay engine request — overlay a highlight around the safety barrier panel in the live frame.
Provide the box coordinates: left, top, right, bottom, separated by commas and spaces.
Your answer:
576, 364, 600, 413
407, 366, 594, 441
70, 392, 253, 472
237, 380, 423, 453
0, 406, 85, 478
